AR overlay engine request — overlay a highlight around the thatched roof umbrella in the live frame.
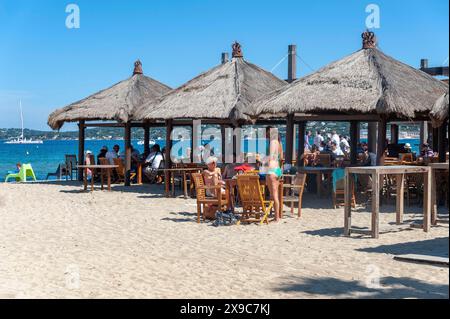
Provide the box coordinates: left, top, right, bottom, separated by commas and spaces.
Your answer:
246, 31, 448, 120
430, 92, 449, 128
133, 42, 287, 123
48, 60, 171, 130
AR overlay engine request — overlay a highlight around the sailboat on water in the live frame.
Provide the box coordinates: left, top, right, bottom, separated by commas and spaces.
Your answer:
4, 100, 43, 144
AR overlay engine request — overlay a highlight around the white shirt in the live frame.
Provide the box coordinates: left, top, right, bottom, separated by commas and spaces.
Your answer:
332, 148, 344, 156
340, 138, 350, 152
146, 152, 164, 169
331, 134, 340, 146
105, 151, 118, 164
314, 134, 324, 147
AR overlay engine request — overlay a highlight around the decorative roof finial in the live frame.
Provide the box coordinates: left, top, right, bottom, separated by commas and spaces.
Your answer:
133, 60, 143, 75
362, 30, 377, 49
232, 41, 243, 58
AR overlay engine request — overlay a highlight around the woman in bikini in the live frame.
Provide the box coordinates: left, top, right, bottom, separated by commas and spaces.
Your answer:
262, 126, 283, 222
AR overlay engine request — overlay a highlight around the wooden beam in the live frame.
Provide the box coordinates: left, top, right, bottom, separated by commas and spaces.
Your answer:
77, 120, 85, 181
294, 114, 381, 122
376, 118, 387, 166
350, 121, 358, 165
144, 123, 150, 155
438, 124, 447, 163
124, 123, 132, 186
297, 121, 306, 167
390, 124, 399, 144
285, 114, 295, 165
420, 121, 428, 146
368, 122, 377, 153
165, 120, 173, 196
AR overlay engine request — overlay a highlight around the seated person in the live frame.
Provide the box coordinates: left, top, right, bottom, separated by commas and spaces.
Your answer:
420, 143, 435, 158
97, 146, 108, 164
330, 141, 344, 158
203, 156, 225, 197
8, 162, 21, 174
202, 156, 226, 219
143, 144, 164, 183
106, 145, 120, 164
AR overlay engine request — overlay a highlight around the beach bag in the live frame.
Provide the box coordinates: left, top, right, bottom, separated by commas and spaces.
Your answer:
212, 210, 239, 227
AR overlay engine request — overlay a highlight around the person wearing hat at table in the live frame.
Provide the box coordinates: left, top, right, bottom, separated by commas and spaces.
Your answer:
97, 146, 108, 165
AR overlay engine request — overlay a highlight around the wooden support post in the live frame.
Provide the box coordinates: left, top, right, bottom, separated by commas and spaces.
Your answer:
285, 114, 295, 165
344, 170, 352, 236
77, 120, 85, 181
124, 123, 132, 186
297, 121, 306, 167
165, 120, 173, 196
390, 124, 399, 144
423, 169, 431, 232
350, 121, 358, 165
221, 125, 226, 163
376, 119, 387, 166
144, 123, 150, 155
420, 121, 428, 146
396, 174, 405, 224
371, 172, 380, 239
438, 124, 447, 163
368, 122, 377, 153
233, 124, 242, 163
432, 126, 439, 153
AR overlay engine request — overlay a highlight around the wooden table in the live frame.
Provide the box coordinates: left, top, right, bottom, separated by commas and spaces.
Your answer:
296, 167, 337, 197
344, 166, 431, 238
224, 178, 284, 217
77, 165, 118, 192
160, 167, 203, 198
429, 162, 449, 226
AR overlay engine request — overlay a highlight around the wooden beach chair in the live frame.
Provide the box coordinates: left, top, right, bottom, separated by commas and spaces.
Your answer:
332, 168, 356, 209
113, 158, 136, 184
191, 173, 228, 223
316, 154, 331, 167
399, 153, 413, 164
45, 163, 69, 181
236, 174, 274, 225
282, 173, 307, 217
65, 154, 78, 180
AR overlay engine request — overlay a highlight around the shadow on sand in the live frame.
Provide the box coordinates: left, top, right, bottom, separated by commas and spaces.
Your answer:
356, 237, 449, 258
274, 276, 448, 298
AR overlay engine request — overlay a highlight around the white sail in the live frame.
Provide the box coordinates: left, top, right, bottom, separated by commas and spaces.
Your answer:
4, 100, 44, 144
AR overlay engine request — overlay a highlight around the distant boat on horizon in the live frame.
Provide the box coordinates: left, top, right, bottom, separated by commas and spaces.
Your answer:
4, 100, 43, 145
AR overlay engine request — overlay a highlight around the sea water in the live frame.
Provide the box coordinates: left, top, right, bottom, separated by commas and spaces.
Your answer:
0, 138, 421, 181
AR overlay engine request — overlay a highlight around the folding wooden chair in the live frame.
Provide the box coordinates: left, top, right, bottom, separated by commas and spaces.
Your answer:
236, 174, 274, 225
191, 173, 229, 223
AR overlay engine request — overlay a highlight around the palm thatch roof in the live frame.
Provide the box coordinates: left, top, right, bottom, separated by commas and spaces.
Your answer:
133, 42, 287, 122
245, 32, 448, 120
48, 60, 171, 130
430, 92, 449, 128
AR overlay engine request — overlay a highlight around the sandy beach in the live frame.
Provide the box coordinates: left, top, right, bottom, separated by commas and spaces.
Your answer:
0, 182, 448, 299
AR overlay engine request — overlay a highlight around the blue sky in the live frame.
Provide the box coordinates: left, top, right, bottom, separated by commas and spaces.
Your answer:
0, 0, 448, 130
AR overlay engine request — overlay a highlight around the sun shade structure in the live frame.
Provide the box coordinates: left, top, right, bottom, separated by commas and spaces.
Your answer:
48, 60, 171, 130
430, 92, 449, 128
134, 42, 287, 123
246, 31, 448, 121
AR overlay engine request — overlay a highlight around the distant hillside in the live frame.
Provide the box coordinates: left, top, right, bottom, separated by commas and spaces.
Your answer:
0, 122, 420, 141
0, 127, 166, 141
